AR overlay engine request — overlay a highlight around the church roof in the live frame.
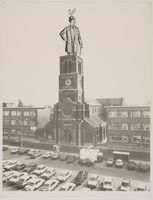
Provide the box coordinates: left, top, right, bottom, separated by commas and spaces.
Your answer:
84, 115, 106, 128
85, 98, 101, 106
96, 98, 124, 106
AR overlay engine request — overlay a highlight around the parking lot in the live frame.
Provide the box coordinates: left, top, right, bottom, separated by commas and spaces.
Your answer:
3, 146, 150, 191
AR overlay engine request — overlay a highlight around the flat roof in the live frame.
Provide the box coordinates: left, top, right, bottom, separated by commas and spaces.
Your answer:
105, 105, 150, 108
113, 151, 130, 155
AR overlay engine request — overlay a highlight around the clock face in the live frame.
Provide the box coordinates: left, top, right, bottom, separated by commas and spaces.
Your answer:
65, 79, 72, 86
62, 103, 73, 117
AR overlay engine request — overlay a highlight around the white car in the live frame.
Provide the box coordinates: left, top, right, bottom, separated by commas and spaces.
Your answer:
57, 170, 72, 182
3, 171, 16, 182
59, 182, 76, 191
32, 165, 47, 176
42, 151, 54, 159
39, 179, 59, 191
120, 179, 131, 191
135, 183, 147, 191
24, 178, 45, 191
16, 174, 37, 188
87, 174, 100, 189
4, 160, 19, 170
27, 149, 36, 155
10, 147, 20, 154
103, 177, 113, 191
8, 172, 28, 185
81, 187, 91, 191
40, 168, 56, 180
116, 159, 124, 168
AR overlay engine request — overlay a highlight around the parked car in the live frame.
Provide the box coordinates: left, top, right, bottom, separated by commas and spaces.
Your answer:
120, 179, 131, 191
23, 163, 38, 173
106, 158, 114, 166
4, 160, 19, 170
12, 162, 26, 171
137, 162, 150, 173
8, 172, 28, 185
81, 187, 91, 191
27, 149, 37, 156
30, 152, 41, 159
79, 158, 94, 167
134, 183, 147, 191
24, 178, 45, 191
59, 182, 76, 191
87, 174, 100, 189
32, 165, 47, 176
60, 153, 68, 161
3, 171, 16, 182
102, 177, 113, 191
40, 168, 56, 180
18, 148, 29, 155
72, 171, 88, 186
16, 174, 37, 189
57, 170, 72, 182
10, 147, 20, 154
42, 151, 54, 159
127, 161, 136, 170
3, 146, 8, 151
116, 159, 124, 168
39, 179, 59, 191
67, 155, 75, 163
51, 152, 61, 160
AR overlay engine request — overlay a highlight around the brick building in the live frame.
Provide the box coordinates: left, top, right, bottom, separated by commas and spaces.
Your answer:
105, 105, 150, 148
3, 103, 51, 138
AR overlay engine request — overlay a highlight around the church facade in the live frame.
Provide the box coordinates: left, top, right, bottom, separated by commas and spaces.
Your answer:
53, 55, 107, 147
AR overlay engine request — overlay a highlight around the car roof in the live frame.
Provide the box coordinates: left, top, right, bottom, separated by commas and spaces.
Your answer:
37, 165, 46, 168
45, 179, 59, 184
122, 179, 130, 183
90, 174, 99, 178
116, 159, 123, 161
61, 170, 71, 174
104, 177, 112, 182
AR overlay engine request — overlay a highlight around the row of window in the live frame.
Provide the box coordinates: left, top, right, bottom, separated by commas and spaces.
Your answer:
3, 110, 36, 117
90, 107, 100, 114
108, 123, 150, 131
109, 136, 150, 144
3, 119, 35, 126
108, 111, 150, 118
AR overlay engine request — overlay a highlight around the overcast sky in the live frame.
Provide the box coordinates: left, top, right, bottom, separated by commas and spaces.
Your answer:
0, 1, 151, 107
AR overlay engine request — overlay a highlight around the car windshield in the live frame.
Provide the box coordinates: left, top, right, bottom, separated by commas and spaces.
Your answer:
37, 167, 42, 170
90, 177, 96, 181
108, 158, 113, 161
46, 171, 51, 174
122, 182, 129, 187
43, 184, 49, 187
27, 182, 34, 186
61, 172, 66, 177
12, 175, 18, 179
18, 178, 24, 182
105, 181, 111, 185
60, 188, 66, 191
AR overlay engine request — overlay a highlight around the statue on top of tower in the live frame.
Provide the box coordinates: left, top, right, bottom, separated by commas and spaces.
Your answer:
59, 9, 83, 56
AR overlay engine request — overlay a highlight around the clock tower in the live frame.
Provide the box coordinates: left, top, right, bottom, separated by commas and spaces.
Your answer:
53, 54, 89, 146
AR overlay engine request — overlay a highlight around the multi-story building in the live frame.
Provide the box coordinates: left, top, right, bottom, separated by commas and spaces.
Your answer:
105, 105, 150, 149
3, 103, 51, 138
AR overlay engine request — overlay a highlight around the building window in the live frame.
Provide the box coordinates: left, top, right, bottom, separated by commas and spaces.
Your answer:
4, 119, 9, 125
130, 111, 141, 118
11, 111, 16, 116
11, 120, 16, 125
142, 124, 150, 131
24, 111, 29, 116
142, 111, 150, 118
118, 111, 128, 118
110, 136, 128, 143
23, 120, 28, 126
131, 136, 150, 144
29, 111, 36, 117
30, 120, 35, 126
78, 61, 81, 74
131, 124, 141, 131
108, 111, 118, 118
108, 123, 128, 130
17, 111, 22, 116
63, 119, 72, 125
4, 111, 9, 116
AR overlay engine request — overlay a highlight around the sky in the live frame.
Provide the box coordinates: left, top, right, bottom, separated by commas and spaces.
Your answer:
0, 1, 152, 107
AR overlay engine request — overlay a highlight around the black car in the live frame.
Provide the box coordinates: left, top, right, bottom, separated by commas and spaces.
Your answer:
72, 171, 88, 186
12, 163, 26, 171
60, 153, 68, 161
23, 163, 38, 173
78, 159, 94, 167
18, 148, 29, 155
67, 155, 75, 163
